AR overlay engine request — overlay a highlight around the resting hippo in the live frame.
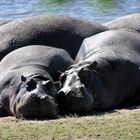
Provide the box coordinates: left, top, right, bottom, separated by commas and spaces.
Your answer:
57, 29, 140, 114
0, 45, 74, 119
0, 15, 108, 60
104, 13, 140, 33
0, 20, 12, 26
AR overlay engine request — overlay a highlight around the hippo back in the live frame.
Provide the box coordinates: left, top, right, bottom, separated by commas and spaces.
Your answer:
0, 15, 108, 60
0, 20, 12, 26
76, 29, 140, 63
104, 13, 140, 33
0, 45, 74, 80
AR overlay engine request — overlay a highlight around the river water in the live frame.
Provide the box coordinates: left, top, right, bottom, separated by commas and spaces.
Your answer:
0, 0, 140, 23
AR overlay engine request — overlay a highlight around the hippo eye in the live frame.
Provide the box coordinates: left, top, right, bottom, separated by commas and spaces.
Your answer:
43, 80, 53, 88
59, 74, 66, 85
78, 68, 91, 86
26, 79, 36, 92
68, 65, 73, 70
34, 76, 49, 81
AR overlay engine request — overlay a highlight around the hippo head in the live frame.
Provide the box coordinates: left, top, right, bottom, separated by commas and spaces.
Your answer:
10, 75, 59, 119
57, 61, 99, 115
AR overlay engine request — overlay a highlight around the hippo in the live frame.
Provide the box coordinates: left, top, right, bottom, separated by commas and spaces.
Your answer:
104, 13, 140, 33
0, 45, 74, 119
0, 15, 108, 60
57, 29, 140, 115
0, 20, 12, 26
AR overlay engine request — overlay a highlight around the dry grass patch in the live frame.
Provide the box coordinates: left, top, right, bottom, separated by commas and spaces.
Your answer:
0, 108, 139, 140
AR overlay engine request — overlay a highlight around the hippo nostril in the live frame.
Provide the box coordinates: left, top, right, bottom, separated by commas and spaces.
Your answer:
31, 93, 37, 99
57, 90, 65, 96
57, 90, 66, 100
79, 86, 85, 92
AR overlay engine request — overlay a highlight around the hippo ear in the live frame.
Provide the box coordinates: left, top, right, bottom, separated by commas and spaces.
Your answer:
21, 75, 27, 82
87, 61, 97, 70
54, 81, 61, 91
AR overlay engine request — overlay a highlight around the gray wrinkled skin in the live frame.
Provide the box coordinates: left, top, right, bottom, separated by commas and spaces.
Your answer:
0, 45, 74, 119
58, 29, 140, 115
0, 15, 108, 60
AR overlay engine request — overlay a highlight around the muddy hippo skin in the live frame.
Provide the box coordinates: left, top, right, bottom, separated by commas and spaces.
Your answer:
0, 15, 108, 60
104, 13, 140, 33
0, 45, 74, 119
57, 29, 140, 114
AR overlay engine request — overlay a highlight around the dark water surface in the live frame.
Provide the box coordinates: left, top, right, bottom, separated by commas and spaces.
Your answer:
0, 0, 140, 23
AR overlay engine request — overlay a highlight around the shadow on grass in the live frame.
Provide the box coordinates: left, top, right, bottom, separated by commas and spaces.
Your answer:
59, 105, 140, 119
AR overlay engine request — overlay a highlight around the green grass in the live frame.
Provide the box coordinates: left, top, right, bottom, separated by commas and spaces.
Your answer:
0, 108, 140, 140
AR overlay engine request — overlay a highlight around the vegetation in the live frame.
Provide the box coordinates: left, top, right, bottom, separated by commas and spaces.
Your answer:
0, 108, 139, 140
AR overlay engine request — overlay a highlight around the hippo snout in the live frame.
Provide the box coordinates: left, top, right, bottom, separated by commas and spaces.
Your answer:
57, 86, 94, 114
15, 92, 58, 119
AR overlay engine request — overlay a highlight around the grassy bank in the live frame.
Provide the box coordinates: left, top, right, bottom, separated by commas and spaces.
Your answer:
0, 108, 140, 140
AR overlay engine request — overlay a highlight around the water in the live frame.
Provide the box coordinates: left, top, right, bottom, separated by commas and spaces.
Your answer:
0, 0, 140, 23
